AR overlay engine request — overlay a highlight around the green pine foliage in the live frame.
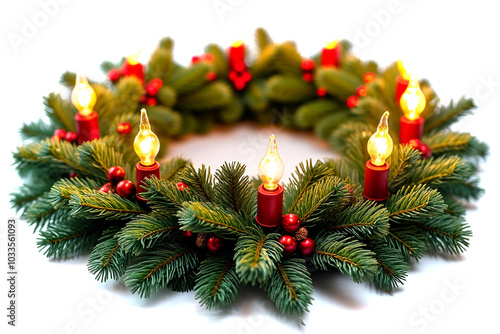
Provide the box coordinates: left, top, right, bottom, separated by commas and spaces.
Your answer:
11, 28, 488, 318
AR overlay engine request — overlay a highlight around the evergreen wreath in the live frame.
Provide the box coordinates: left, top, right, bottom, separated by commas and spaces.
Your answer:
11, 28, 488, 319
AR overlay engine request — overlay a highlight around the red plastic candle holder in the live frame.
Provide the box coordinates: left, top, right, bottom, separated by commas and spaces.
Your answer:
395, 75, 409, 104
135, 161, 160, 201
75, 111, 99, 145
363, 161, 390, 201
399, 116, 424, 144
256, 184, 283, 228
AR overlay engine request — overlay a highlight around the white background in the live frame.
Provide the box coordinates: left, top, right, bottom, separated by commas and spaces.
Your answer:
1, 1, 499, 333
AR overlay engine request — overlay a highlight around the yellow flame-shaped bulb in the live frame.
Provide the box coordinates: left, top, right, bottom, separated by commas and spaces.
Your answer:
397, 60, 411, 80
258, 135, 285, 191
400, 74, 426, 120
71, 74, 96, 117
232, 40, 243, 48
134, 109, 160, 166
367, 111, 393, 166
325, 40, 338, 49
127, 49, 142, 65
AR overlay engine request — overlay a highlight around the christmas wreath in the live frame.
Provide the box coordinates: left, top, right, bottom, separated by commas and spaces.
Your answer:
12, 28, 488, 319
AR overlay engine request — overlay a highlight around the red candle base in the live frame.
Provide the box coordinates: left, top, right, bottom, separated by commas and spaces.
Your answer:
395, 75, 409, 104
75, 111, 99, 145
229, 44, 245, 71
321, 45, 341, 68
363, 161, 390, 201
136, 161, 160, 201
399, 116, 424, 144
122, 60, 145, 83
256, 184, 284, 228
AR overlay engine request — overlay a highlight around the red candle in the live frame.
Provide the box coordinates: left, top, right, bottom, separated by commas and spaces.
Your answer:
228, 40, 245, 71
75, 112, 99, 145
256, 184, 284, 228
363, 112, 393, 201
256, 135, 285, 228
399, 75, 426, 144
134, 109, 161, 201
321, 40, 341, 67
71, 75, 99, 145
121, 51, 145, 83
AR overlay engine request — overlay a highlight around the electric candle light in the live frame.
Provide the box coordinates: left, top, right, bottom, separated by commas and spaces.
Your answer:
134, 108, 160, 200
121, 50, 145, 83
71, 74, 99, 145
256, 135, 285, 228
363, 111, 393, 201
228, 40, 245, 71
321, 40, 341, 67
395, 60, 411, 104
399, 74, 426, 144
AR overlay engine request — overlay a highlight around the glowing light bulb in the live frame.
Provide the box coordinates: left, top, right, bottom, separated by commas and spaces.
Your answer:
134, 109, 160, 166
258, 135, 285, 191
232, 40, 243, 48
397, 60, 411, 80
367, 111, 393, 166
71, 74, 96, 117
400, 75, 426, 120
325, 40, 338, 49
127, 49, 142, 65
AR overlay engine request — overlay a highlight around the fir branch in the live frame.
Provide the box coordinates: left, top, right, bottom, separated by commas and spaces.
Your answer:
314, 68, 363, 100
386, 184, 445, 224
38, 217, 106, 259
205, 43, 228, 78
416, 214, 472, 255
122, 244, 199, 298
325, 201, 389, 240
423, 131, 488, 160
194, 255, 240, 310
48, 177, 102, 209
176, 81, 232, 111
275, 42, 303, 77
214, 161, 256, 216
294, 99, 343, 130
234, 229, 283, 285
321, 158, 362, 185
266, 75, 316, 103
43, 93, 77, 132
383, 226, 427, 262
388, 145, 421, 192
169, 62, 211, 95
140, 177, 201, 214
218, 95, 245, 123
19, 119, 55, 141
146, 47, 175, 83
88, 227, 130, 282
251, 44, 279, 78
370, 242, 410, 292
77, 140, 128, 183
312, 232, 378, 283
160, 157, 191, 181
255, 27, 273, 52
68, 189, 147, 220
263, 258, 313, 317
178, 201, 251, 239
179, 164, 214, 203
284, 159, 334, 214
292, 176, 351, 229
22, 191, 69, 231
118, 212, 179, 256
244, 80, 268, 113
314, 110, 352, 140
424, 97, 475, 133
168, 270, 197, 292
10, 177, 56, 212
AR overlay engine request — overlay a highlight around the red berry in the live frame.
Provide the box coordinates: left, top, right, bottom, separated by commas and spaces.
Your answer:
299, 238, 316, 256
206, 72, 217, 81
69, 172, 78, 178
54, 129, 67, 138
241, 71, 252, 83
99, 182, 115, 194
233, 60, 246, 73
65, 131, 78, 143
191, 56, 201, 64
146, 78, 163, 96
301, 59, 315, 71
207, 236, 224, 254
279, 235, 297, 256
302, 73, 313, 82
346, 95, 358, 108
317, 87, 327, 97
181, 230, 194, 238
116, 180, 136, 198
281, 213, 301, 233
146, 97, 157, 106
356, 86, 367, 97
201, 53, 214, 63
107, 166, 126, 185
108, 69, 121, 83
419, 143, 432, 159
363, 72, 375, 83
408, 139, 423, 151
117, 122, 131, 135
177, 182, 188, 191
51, 134, 62, 141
